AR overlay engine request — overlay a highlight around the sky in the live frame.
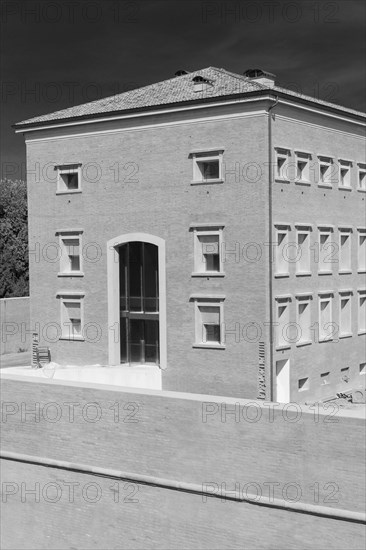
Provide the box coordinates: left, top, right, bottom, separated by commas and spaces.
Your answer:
1, 0, 365, 180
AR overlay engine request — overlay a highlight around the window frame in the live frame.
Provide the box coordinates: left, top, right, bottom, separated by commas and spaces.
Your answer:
190, 149, 224, 185
357, 228, 366, 273
318, 292, 334, 342
192, 296, 225, 349
338, 227, 352, 274
358, 163, 366, 192
275, 148, 291, 182
317, 226, 334, 275
57, 230, 84, 277
191, 224, 225, 277
295, 294, 312, 347
56, 164, 82, 194
295, 224, 311, 276
57, 292, 85, 341
294, 151, 311, 184
275, 296, 292, 350
338, 291, 352, 338
274, 224, 291, 277
338, 159, 352, 189
318, 156, 334, 187
358, 290, 366, 335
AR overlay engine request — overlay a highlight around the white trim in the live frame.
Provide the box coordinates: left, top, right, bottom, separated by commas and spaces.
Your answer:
193, 299, 225, 347
107, 233, 167, 370
58, 294, 84, 341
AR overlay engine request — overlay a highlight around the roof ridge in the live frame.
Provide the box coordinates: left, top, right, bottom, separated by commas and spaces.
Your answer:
212, 67, 268, 90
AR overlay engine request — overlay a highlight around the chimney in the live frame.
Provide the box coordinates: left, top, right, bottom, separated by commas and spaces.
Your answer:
192, 75, 212, 92
244, 69, 276, 88
175, 70, 189, 76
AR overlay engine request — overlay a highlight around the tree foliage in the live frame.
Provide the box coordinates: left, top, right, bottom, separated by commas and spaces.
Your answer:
0, 179, 29, 298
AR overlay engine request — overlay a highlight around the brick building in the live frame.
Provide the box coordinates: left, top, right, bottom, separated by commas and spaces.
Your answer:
14, 67, 366, 402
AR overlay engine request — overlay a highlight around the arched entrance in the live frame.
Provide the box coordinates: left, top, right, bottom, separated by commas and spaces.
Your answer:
107, 233, 167, 369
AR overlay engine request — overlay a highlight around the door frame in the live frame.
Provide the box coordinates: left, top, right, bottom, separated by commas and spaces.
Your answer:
107, 233, 167, 369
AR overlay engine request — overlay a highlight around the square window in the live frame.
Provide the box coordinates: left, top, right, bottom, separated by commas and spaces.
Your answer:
193, 299, 224, 347
318, 294, 333, 342
59, 295, 84, 340
339, 230, 351, 272
298, 377, 309, 391
358, 230, 366, 272
192, 227, 224, 275
192, 151, 223, 183
275, 148, 290, 181
58, 232, 83, 275
318, 157, 333, 185
276, 297, 291, 348
338, 160, 352, 187
339, 293, 352, 336
358, 164, 366, 190
295, 153, 311, 183
57, 164, 82, 193
296, 296, 312, 344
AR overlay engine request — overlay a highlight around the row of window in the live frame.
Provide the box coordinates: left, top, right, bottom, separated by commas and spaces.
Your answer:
276, 290, 366, 350
275, 148, 366, 190
297, 362, 365, 393
275, 224, 366, 276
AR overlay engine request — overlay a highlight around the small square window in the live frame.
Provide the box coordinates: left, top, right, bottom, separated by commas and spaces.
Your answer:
193, 299, 224, 348
318, 156, 333, 185
192, 226, 224, 275
191, 151, 223, 183
298, 377, 309, 391
58, 294, 84, 340
57, 164, 82, 193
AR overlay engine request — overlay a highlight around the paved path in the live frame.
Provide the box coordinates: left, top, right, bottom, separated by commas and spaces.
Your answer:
0, 351, 31, 369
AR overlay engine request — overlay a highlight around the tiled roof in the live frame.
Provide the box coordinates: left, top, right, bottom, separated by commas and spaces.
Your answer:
14, 66, 365, 127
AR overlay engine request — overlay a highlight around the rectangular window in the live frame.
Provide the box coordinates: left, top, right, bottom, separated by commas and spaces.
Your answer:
318, 156, 333, 185
296, 295, 312, 345
275, 148, 290, 181
339, 292, 352, 337
358, 164, 366, 191
57, 164, 82, 193
58, 294, 84, 340
275, 225, 290, 276
193, 299, 224, 347
318, 293, 333, 342
298, 377, 309, 391
59, 233, 82, 275
360, 363, 366, 375
358, 291, 366, 334
321, 372, 330, 385
192, 226, 224, 275
358, 229, 366, 272
339, 229, 352, 273
295, 152, 311, 183
318, 227, 333, 274
339, 160, 352, 188
191, 150, 223, 183
276, 297, 291, 348
296, 226, 311, 274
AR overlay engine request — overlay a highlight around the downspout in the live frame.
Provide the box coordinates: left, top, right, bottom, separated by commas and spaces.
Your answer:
268, 97, 279, 401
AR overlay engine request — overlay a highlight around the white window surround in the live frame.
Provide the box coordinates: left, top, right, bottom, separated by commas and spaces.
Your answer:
357, 228, 366, 273
358, 290, 366, 334
191, 225, 224, 277
57, 230, 84, 277
318, 156, 334, 187
295, 225, 312, 276
317, 226, 334, 274
358, 163, 366, 192
295, 151, 311, 184
338, 228, 352, 274
275, 148, 291, 182
339, 291, 353, 338
318, 292, 334, 342
295, 295, 312, 347
56, 163, 82, 194
275, 296, 291, 350
338, 159, 352, 189
274, 224, 291, 277
57, 292, 85, 341
190, 149, 224, 184
191, 296, 225, 349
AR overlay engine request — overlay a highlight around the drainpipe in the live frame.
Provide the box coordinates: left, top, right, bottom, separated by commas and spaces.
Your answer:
268, 97, 279, 401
